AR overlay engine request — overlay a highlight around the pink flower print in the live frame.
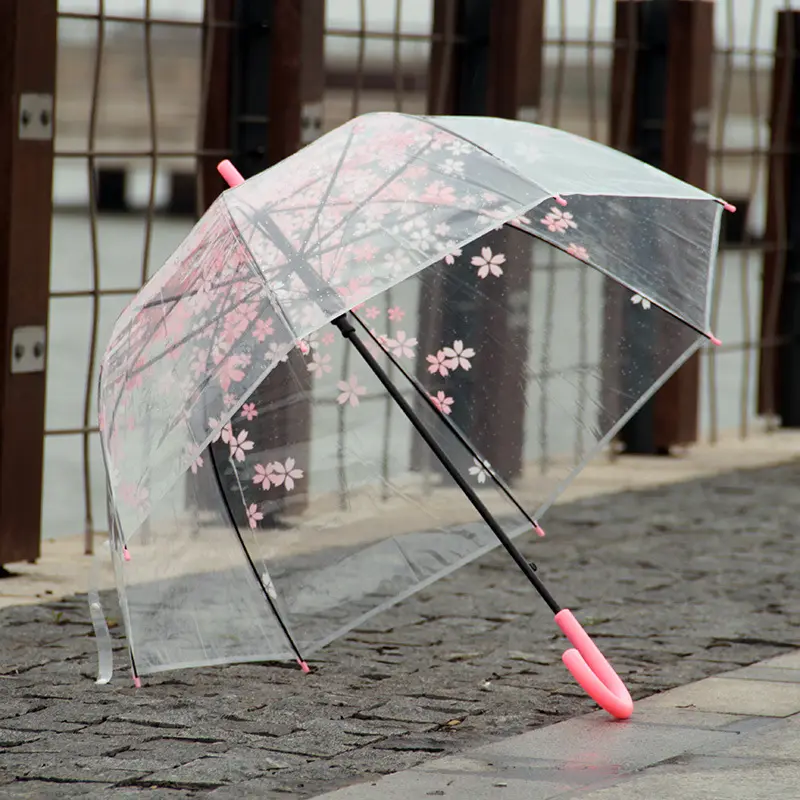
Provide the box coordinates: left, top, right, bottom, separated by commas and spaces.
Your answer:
321, 331, 336, 346
253, 317, 274, 342
267, 343, 289, 364
442, 340, 475, 371
364, 306, 381, 320
386, 331, 417, 358
471, 247, 506, 279
509, 213, 531, 227
240, 403, 258, 421
186, 446, 204, 475
217, 355, 246, 391
540, 207, 577, 233
429, 391, 454, 415
221, 423, 234, 444
421, 181, 456, 204
229, 429, 254, 462
353, 243, 379, 262
252, 462, 274, 489
426, 350, 450, 377
307, 352, 332, 377
269, 457, 304, 491
337, 375, 367, 407
387, 306, 405, 322
208, 417, 233, 444
567, 243, 589, 261
223, 393, 237, 408
246, 503, 264, 529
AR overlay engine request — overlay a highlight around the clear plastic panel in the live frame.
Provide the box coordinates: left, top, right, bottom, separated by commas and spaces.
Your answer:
195, 225, 702, 660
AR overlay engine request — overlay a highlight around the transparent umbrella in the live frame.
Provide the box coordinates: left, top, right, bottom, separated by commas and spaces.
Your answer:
93, 112, 731, 719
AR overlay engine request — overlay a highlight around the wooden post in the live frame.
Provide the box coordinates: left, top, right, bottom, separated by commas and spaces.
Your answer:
759, 9, 800, 427
0, 1, 56, 566
608, 0, 713, 453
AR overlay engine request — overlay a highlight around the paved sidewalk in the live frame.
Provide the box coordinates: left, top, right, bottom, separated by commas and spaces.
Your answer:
313, 650, 800, 799
0, 441, 798, 797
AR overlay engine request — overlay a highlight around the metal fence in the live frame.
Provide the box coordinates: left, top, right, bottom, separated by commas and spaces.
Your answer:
1, 0, 796, 564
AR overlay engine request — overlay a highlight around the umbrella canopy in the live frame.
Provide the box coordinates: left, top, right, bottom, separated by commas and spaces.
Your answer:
96, 112, 724, 697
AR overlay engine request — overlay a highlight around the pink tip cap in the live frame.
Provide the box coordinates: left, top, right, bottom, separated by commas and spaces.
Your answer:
217, 159, 245, 188
297, 659, 311, 674
722, 201, 737, 213
555, 608, 633, 720
554, 194, 568, 207
133, 675, 142, 688
710, 335, 722, 346
123, 546, 131, 562
533, 522, 546, 538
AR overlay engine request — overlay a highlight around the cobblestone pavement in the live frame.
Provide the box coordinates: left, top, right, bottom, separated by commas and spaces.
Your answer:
1, 460, 799, 799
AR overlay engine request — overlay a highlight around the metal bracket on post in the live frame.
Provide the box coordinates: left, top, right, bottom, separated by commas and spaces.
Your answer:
18, 93, 54, 141
10, 326, 46, 374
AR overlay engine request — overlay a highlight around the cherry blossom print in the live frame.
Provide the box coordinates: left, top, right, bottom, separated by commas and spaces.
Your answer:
267, 343, 289, 364
216, 355, 247, 392
440, 158, 465, 177
223, 393, 237, 408
426, 350, 450, 377
246, 503, 264, 529
337, 375, 367, 407
631, 294, 651, 310
468, 458, 491, 484
386, 331, 417, 358
471, 247, 506, 279
321, 331, 336, 346
188, 450, 204, 474
269, 457, 304, 491
387, 306, 405, 322
567, 243, 589, 261
229, 429, 254, 462
429, 391, 454, 415
208, 417, 234, 444
252, 462, 274, 490
253, 317, 274, 342
443, 242, 462, 265
307, 352, 333, 377
540, 207, 577, 233
364, 306, 381, 320
421, 181, 456, 205
442, 340, 475, 371
240, 403, 258, 421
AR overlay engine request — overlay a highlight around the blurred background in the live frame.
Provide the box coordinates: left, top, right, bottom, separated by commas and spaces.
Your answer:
1, 0, 798, 565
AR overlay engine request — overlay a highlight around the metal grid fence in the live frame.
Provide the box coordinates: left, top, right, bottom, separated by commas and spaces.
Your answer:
40, 0, 795, 558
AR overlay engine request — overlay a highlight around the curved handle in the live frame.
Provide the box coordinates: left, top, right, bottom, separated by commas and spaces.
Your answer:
555, 609, 633, 720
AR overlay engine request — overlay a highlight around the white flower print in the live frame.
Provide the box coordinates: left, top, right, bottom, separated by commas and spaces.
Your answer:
440, 158, 465, 176
442, 340, 475, 371
446, 139, 473, 156
269, 457, 304, 491
307, 352, 332, 377
443, 240, 462, 265
337, 375, 367, 407
468, 458, 491, 484
267, 342, 289, 364
631, 294, 651, 310
386, 330, 417, 358
229, 429, 254, 462
471, 247, 506, 279
540, 207, 577, 233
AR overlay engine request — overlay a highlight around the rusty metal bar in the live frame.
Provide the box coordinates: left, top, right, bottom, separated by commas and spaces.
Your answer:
0, 1, 57, 566
759, 9, 800, 427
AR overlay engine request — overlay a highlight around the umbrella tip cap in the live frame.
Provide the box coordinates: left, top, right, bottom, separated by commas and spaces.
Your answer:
123, 546, 131, 562
710, 335, 722, 346
217, 160, 245, 188
722, 201, 736, 213
534, 522, 546, 537
132, 675, 142, 688
554, 194, 568, 207
298, 659, 311, 674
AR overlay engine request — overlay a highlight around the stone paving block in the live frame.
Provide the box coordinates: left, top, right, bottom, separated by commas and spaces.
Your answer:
762, 650, 800, 669
0, 779, 100, 798
0, 754, 160, 784
7, 733, 135, 757
718, 664, 800, 683
2, 710, 88, 733
110, 707, 199, 730
446, 716, 738, 773
0, 729, 40, 747
577, 757, 800, 799
354, 699, 458, 725
639, 677, 800, 717
694, 716, 800, 760
582, 708, 749, 731
140, 752, 292, 790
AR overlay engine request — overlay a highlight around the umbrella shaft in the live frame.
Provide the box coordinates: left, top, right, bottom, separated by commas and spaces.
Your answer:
332, 314, 561, 615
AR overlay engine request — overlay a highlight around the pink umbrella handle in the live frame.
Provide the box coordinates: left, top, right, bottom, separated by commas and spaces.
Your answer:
218, 159, 245, 188
555, 609, 633, 719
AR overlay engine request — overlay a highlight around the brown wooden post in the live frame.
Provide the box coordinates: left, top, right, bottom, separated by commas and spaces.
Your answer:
417, 0, 544, 481
0, 1, 56, 566
608, 0, 713, 454
759, 9, 800, 426
198, 1, 324, 522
